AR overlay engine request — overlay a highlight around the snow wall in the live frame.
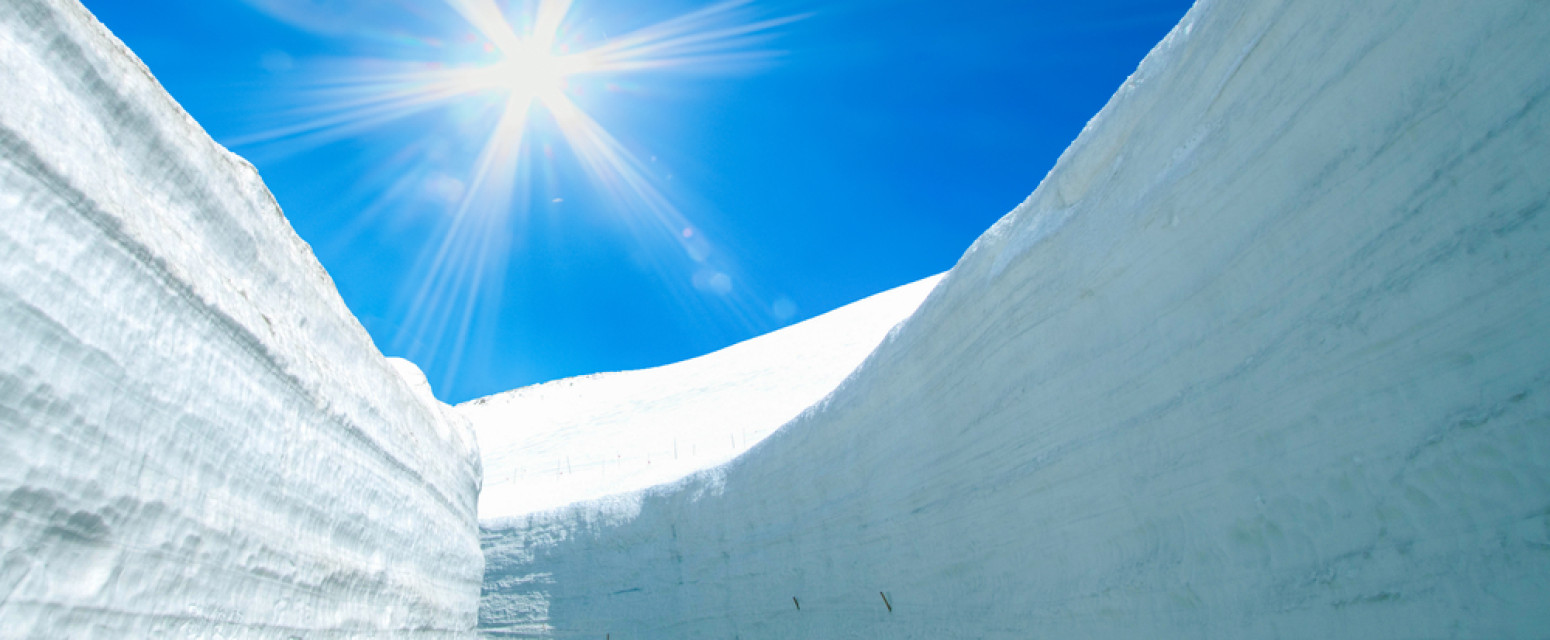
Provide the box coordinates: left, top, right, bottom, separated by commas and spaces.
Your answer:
0, 0, 483, 637
480, 0, 1550, 636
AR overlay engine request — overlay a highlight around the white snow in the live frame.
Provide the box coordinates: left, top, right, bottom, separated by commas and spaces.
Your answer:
0, 0, 482, 636
480, 0, 1550, 637
7, 0, 1550, 635
463, 274, 941, 521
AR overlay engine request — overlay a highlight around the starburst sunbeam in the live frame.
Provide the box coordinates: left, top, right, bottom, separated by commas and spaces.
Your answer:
229, 0, 802, 394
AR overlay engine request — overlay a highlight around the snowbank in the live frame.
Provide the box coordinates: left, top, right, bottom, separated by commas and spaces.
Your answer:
463, 274, 941, 521
480, 0, 1550, 636
0, 1, 482, 636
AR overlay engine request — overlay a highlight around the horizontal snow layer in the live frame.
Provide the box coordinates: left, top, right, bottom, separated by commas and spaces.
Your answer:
480, 0, 1550, 637
463, 274, 941, 521
0, 1, 482, 637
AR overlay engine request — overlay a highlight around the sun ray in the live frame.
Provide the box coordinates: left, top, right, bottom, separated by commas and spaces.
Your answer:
581, 3, 807, 73
444, 0, 525, 54
539, 91, 772, 336
395, 97, 532, 381
530, 0, 575, 51
226, 61, 499, 150
236, 0, 803, 393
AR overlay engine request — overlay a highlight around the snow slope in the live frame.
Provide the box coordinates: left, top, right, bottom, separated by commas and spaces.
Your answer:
0, 1, 482, 637
464, 274, 941, 521
480, 0, 1550, 637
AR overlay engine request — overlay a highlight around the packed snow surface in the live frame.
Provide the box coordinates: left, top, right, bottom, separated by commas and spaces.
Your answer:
463, 274, 941, 520
481, 0, 1550, 637
0, 0, 482, 636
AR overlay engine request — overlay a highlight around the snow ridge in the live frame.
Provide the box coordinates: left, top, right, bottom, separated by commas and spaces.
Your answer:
465, 274, 941, 523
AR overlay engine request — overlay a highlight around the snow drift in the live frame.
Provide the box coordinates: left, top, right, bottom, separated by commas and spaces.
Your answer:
0, 1, 482, 637
479, 0, 1550, 637
464, 274, 941, 521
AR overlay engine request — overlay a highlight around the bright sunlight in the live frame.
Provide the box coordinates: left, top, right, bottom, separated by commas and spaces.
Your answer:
232, 0, 803, 389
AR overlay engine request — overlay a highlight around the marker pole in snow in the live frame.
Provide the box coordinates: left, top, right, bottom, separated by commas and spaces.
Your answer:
880, 591, 892, 612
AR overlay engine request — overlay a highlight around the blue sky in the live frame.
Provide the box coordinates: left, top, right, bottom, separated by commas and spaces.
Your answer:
80, 0, 1192, 403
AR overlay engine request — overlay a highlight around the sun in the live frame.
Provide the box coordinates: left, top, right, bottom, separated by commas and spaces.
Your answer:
495, 43, 564, 99
240, 0, 803, 388
467, 41, 592, 105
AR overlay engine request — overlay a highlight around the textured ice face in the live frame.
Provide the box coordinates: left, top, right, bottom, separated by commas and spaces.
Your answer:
480, 0, 1550, 637
0, 0, 483, 637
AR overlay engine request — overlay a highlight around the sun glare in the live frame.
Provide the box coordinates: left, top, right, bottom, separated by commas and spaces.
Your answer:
468, 41, 589, 104
240, 0, 804, 389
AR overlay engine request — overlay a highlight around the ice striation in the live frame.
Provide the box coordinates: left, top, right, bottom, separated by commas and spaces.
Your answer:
479, 0, 1550, 637
0, 0, 482, 637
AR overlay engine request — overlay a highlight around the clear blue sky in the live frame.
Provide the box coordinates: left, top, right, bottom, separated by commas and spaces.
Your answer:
79, 0, 1192, 403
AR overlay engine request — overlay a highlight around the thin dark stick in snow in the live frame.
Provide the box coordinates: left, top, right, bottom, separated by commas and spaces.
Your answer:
793, 596, 800, 610
880, 591, 892, 612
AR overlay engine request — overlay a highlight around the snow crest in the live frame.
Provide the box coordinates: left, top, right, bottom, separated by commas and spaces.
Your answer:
464, 274, 942, 523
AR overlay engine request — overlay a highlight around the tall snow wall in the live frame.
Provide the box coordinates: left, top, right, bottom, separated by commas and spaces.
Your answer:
0, 0, 483, 637
480, 0, 1550, 636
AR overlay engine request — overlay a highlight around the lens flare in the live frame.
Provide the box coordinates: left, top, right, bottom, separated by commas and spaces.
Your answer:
233, 0, 803, 392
